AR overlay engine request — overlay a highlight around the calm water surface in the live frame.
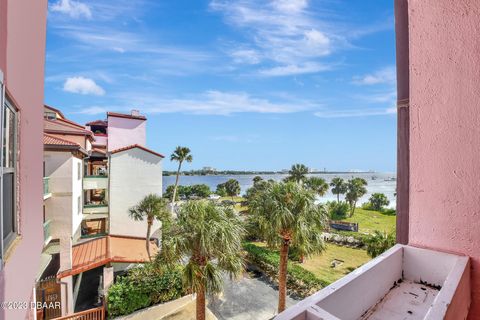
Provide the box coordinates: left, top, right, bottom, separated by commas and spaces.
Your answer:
163, 172, 397, 208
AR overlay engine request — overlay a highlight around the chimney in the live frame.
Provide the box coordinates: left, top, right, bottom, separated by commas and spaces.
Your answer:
131, 109, 140, 116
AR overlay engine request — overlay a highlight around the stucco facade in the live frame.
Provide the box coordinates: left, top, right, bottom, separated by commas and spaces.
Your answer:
109, 147, 163, 238
107, 115, 146, 152
44, 151, 83, 243
397, 0, 480, 317
0, 0, 48, 319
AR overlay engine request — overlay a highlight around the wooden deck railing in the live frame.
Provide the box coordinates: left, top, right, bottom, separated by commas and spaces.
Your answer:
53, 306, 104, 320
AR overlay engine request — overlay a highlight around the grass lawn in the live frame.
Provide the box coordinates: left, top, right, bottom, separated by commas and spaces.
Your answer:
250, 241, 371, 285
301, 243, 371, 284
332, 208, 396, 234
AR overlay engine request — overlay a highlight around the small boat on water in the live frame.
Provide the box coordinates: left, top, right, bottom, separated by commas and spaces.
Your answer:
384, 177, 396, 181
371, 176, 377, 180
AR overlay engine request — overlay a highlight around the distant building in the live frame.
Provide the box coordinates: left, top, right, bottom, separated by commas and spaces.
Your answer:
41, 108, 164, 316
202, 166, 217, 172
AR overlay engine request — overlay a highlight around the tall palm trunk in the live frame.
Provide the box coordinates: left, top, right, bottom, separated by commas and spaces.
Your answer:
146, 217, 153, 261
196, 284, 206, 320
278, 238, 290, 313
336, 193, 340, 203
171, 161, 183, 213
350, 200, 357, 217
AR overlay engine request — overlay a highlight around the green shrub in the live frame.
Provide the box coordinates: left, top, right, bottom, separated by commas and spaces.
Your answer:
365, 231, 396, 258
107, 263, 185, 318
367, 193, 390, 211
243, 243, 329, 297
327, 201, 350, 219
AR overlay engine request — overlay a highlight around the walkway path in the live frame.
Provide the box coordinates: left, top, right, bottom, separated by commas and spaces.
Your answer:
208, 271, 299, 320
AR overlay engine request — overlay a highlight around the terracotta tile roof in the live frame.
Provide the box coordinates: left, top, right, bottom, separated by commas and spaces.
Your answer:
90, 148, 107, 155
43, 134, 80, 147
110, 144, 165, 158
107, 111, 147, 121
57, 235, 158, 278
44, 119, 94, 139
86, 120, 108, 126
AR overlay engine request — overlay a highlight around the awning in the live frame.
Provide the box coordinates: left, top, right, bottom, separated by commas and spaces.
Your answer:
57, 235, 158, 278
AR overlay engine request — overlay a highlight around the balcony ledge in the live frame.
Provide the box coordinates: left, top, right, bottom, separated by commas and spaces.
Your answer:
275, 244, 470, 320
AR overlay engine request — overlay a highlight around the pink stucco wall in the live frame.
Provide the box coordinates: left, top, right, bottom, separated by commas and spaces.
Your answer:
407, 0, 480, 317
0, 0, 47, 319
107, 116, 146, 151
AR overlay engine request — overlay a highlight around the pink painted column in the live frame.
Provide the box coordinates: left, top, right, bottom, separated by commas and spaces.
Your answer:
406, 0, 480, 317
394, 0, 410, 245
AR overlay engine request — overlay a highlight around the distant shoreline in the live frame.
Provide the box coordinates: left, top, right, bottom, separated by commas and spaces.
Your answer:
163, 171, 380, 176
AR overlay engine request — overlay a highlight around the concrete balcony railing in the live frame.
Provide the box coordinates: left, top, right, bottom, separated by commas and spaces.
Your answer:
275, 245, 470, 320
83, 176, 108, 190
43, 177, 51, 199
83, 203, 109, 215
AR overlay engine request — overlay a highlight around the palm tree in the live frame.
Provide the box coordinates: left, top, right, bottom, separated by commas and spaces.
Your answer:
366, 231, 396, 258
285, 163, 309, 183
170, 146, 193, 212
249, 182, 327, 313
305, 177, 329, 196
345, 178, 368, 216
224, 178, 241, 201
159, 201, 244, 320
330, 177, 347, 202
252, 175, 263, 185
128, 194, 171, 261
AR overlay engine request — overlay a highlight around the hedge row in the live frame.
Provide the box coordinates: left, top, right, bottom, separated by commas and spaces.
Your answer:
243, 243, 329, 298
107, 263, 186, 318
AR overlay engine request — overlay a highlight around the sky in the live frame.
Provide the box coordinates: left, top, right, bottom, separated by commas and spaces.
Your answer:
44, 0, 397, 172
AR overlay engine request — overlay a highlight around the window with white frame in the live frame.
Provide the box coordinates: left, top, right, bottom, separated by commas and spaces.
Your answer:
1, 96, 18, 256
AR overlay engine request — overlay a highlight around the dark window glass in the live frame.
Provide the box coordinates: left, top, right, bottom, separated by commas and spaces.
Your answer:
2, 172, 14, 244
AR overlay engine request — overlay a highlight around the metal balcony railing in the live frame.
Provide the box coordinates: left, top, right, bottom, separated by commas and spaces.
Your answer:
43, 177, 50, 196
43, 220, 52, 244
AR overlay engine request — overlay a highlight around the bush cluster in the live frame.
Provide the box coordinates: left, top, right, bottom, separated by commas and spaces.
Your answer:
326, 201, 350, 219
243, 243, 329, 298
107, 263, 186, 317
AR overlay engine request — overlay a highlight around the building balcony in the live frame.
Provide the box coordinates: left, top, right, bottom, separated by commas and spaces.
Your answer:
275, 245, 470, 320
43, 177, 51, 199
43, 220, 52, 246
83, 203, 109, 214
83, 175, 108, 190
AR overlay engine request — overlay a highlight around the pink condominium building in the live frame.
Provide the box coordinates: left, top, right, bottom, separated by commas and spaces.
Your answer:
0, 0, 48, 319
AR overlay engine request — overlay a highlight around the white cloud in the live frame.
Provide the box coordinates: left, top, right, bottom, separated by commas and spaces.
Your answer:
50, 0, 92, 19
259, 62, 329, 76
353, 67, 396, 85
230, 49, 261, 65
63, 77, 105, 96
210, 0, 335, 76
272, 0, 308, 13
112, 90, 319, 115
76, 106, 110, 115
314, 107, 396, 118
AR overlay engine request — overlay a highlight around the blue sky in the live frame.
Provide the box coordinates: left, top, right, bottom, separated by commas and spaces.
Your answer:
45, 0, 397, 172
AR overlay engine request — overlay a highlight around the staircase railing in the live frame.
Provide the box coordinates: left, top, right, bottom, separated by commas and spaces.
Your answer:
53, 305, 104, 320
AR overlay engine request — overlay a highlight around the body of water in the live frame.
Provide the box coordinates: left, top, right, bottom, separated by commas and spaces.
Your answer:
163, 172, 397, 208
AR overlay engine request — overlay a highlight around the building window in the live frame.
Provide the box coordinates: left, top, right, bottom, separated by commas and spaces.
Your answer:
44, 111, 56, 120
2, 98, 18, 254
78, 196, 81, 215
77, 162, 81, 180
